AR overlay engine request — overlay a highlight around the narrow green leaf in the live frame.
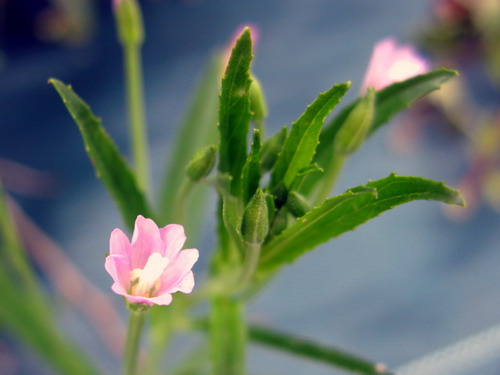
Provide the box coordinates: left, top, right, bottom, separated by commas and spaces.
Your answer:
0, 272, 100, 375
260, 174, 465, 272
248, 324, 393, 375
260, 126, 287, 172
271, 82, 350, 189
218, 28, 253, 196
301, 69, 457, 197
0, 183, 39, 294
0, 187, 100, 375
291, 163, 323, 191
50, 78, 152, 230
371, 68, 457, 134
194, 319, 392, 375
241, 129, 262, 204
160, 54, 223, 223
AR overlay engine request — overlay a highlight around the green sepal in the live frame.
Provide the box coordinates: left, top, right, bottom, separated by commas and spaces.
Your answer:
113, 0, 144, 46
241, 129, 262, 204
241, 189, 269, 245
286, 190, 311, 218
186, 145, 217, 182
249, 75, 268, 122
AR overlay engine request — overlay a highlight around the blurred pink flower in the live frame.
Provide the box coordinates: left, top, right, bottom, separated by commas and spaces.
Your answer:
361, 37, 429, 92
105, 215, 198, 306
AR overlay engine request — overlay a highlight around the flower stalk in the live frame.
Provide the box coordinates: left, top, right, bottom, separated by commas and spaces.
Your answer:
124, 310, 145, 375
114, 0, 150, 192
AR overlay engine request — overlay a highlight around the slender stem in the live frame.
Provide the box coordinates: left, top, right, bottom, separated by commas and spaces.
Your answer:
124, 310, 145, 375
124, 43, 150, 193
239, 242, 261, 287
172, 179, 195, 224
210, 296, 246, 375
314, 153, 346, 205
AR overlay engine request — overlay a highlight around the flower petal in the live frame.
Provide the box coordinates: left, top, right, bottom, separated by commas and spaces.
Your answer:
130, 215, 162, 269
148, 293, 173, 305
159, 249, 199, 293
118, 292, 173, 306
105, 254, 130, 290
159, 224, 186, 258
169, 271, 195, 294
139, 253, 169, 287
109, 228, 131, 256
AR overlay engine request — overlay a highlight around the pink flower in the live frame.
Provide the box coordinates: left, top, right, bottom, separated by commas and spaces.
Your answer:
105, 215, 199, 306
361, 37, 430, 92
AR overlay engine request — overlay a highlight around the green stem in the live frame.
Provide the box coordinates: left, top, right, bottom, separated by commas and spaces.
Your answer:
124, 310, 145, 375
210, 296, 246, 375
239, 242, 261, 287
172, 179, 195, 224
314, 153, 345, 205
124, 43, 150, 193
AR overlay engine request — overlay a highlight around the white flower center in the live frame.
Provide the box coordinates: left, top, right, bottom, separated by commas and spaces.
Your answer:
129, 252, 169, 297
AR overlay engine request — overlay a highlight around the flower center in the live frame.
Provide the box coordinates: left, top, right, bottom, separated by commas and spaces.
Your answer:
129, 252, 169, 297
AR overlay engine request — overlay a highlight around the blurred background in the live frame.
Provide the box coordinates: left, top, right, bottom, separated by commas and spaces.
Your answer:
0, 0, 499, 374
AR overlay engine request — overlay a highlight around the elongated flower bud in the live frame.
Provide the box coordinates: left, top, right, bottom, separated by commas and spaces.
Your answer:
250, 75, 268, 122
334, 89, 375, 155
186, 145, 217, 182
241, 189, 269, 244
113, 0, 144, 46
286, 190, 310, 218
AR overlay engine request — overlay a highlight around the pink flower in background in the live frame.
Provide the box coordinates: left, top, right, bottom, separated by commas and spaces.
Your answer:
361, 37, 429, 92
105, 215, 198, 306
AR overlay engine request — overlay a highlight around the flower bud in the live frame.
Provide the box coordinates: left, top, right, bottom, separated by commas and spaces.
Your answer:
113, 0, 144, 46
250, 75, 268, 122
286, 190, 310, 218
334, 89, 375, 155
186, 145, 217, 182
241, 189, 269, 244
261, 127, 287, 171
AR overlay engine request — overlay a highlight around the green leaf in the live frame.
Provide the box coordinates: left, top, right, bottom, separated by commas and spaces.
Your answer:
0, 183, 38, 293
259, 174, 465, 272
218, 28, 253, 196
260, 126, 287, 172
0, 271, 100, 375
271, 82, 350, 189
50, 78, 153, 230
301, 69, 457, 197
248, 324, 393, 375
0, 186, 100, 375
371, 68, 457, 134
160, 54, 223, 223
241, 129, 262, 204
